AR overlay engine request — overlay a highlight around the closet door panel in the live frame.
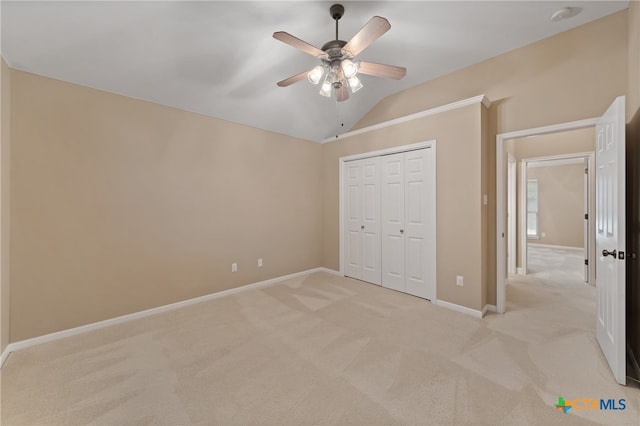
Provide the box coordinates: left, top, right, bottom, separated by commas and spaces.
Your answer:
344, 161, 362, 279
346, 230, 360, 273
383, 235, 404, 286
361, 157, 381, 284
381, 153, 405, 292
405, 148, 436, 300
406, 236, 425, 281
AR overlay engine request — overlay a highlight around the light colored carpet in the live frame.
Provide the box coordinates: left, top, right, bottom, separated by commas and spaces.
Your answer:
1, 266, 638, 424
527, 244, 585, 282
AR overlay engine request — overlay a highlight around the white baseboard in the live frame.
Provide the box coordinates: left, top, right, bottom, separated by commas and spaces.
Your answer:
0, 267, 336, 368
319, 267, 341, 276
528, 243, 583, 252
435, 299, 483, 319
482, 304, 497, 317
435, 301, 496, 318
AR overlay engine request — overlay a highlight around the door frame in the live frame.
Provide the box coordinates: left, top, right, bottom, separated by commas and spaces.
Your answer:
518, 152, 595, 283
339, 140, 436, 288
507, 153, 517, 275
496, 118, 599, 313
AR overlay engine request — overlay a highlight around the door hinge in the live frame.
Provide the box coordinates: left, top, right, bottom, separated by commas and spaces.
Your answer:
619, 251, 625, 260
584, 213, 588, 220
584, 259, 588, 266
585, 168, 588, 174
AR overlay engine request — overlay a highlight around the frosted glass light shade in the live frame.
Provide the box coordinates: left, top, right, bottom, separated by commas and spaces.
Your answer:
341, 59, 358, 78
319, 73, 332, 97
348, 76, 363, 93
307, 66, 324, 85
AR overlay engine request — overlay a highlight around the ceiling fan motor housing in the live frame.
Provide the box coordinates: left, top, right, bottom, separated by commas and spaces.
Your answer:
330, 4, 345, 20
321, 39, 348, 60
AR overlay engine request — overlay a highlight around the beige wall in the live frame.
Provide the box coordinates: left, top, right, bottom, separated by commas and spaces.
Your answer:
1, 57, 11, 352
629, 1, 640, 121
355, 11, 627, 135
512, 128, 595, 160
10, 70, 323, 341
528, 163, 585, 248
335, 11, 626, 307
323, 104, 487, 311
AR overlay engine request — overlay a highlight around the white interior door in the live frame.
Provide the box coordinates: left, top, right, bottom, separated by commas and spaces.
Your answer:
381, 153, 405, 292
404, 148, 436, 300
344, 160, 363, 280
361, 157, 381, 284
381, 148, 436, 299
595, 96, 626, 385
344, 157, 381, 284
583, 158, 589, 283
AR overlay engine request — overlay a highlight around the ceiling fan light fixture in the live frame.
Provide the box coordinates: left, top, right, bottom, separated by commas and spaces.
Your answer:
274, 3, 405, 102
348, 76, 363, 93
319, 73, 333, 97
341, 59, 358, 78
307, 65, 325, 85
319, 83, 332, 97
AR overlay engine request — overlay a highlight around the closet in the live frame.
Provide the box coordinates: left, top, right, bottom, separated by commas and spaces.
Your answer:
343, 146, 436, 300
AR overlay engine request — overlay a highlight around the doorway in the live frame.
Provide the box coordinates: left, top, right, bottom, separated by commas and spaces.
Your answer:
496, 96, 628, 385
518, 153, 595, 284
497, 119, 599, 313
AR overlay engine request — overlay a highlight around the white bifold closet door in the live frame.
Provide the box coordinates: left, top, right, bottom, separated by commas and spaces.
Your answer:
344, 156, 381, 284
381, 148, 436, 300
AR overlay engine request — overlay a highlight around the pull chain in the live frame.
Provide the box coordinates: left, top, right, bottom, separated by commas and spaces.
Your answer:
335, 98, 344, 139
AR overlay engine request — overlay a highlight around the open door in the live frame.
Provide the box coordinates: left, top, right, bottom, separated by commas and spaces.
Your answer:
584, 157, 589, 284
595, 96, 626, 385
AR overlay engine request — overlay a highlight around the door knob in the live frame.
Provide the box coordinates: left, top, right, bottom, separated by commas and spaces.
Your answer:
361, 225, 364, 230
602, 249, 617, 259
400, 229, 404, 234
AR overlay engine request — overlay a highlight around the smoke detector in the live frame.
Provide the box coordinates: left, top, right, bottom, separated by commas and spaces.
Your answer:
550, 6, 582, 22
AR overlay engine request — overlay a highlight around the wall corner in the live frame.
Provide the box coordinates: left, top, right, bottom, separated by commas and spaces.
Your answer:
1, 56, 12, 353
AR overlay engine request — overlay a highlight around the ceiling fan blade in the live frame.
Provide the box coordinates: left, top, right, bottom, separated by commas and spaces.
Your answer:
343, 16, 391, 57
273, 31, 327, 58
336, 83, 349, 102
277, 70, 311, 87
358, 61, 406, 80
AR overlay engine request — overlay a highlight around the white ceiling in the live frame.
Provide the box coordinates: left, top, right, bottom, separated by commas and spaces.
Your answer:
1, 1, 629, 142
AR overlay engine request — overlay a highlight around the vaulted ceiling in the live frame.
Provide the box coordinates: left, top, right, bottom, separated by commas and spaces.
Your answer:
1, 1, 629, 142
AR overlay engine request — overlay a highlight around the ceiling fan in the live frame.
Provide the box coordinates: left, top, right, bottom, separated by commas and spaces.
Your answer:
273, 3, 406, 102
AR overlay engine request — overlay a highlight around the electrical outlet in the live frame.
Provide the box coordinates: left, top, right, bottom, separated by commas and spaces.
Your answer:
232, 263, 237, 273
258, 258, 263, 267
456, 275, 464, 287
